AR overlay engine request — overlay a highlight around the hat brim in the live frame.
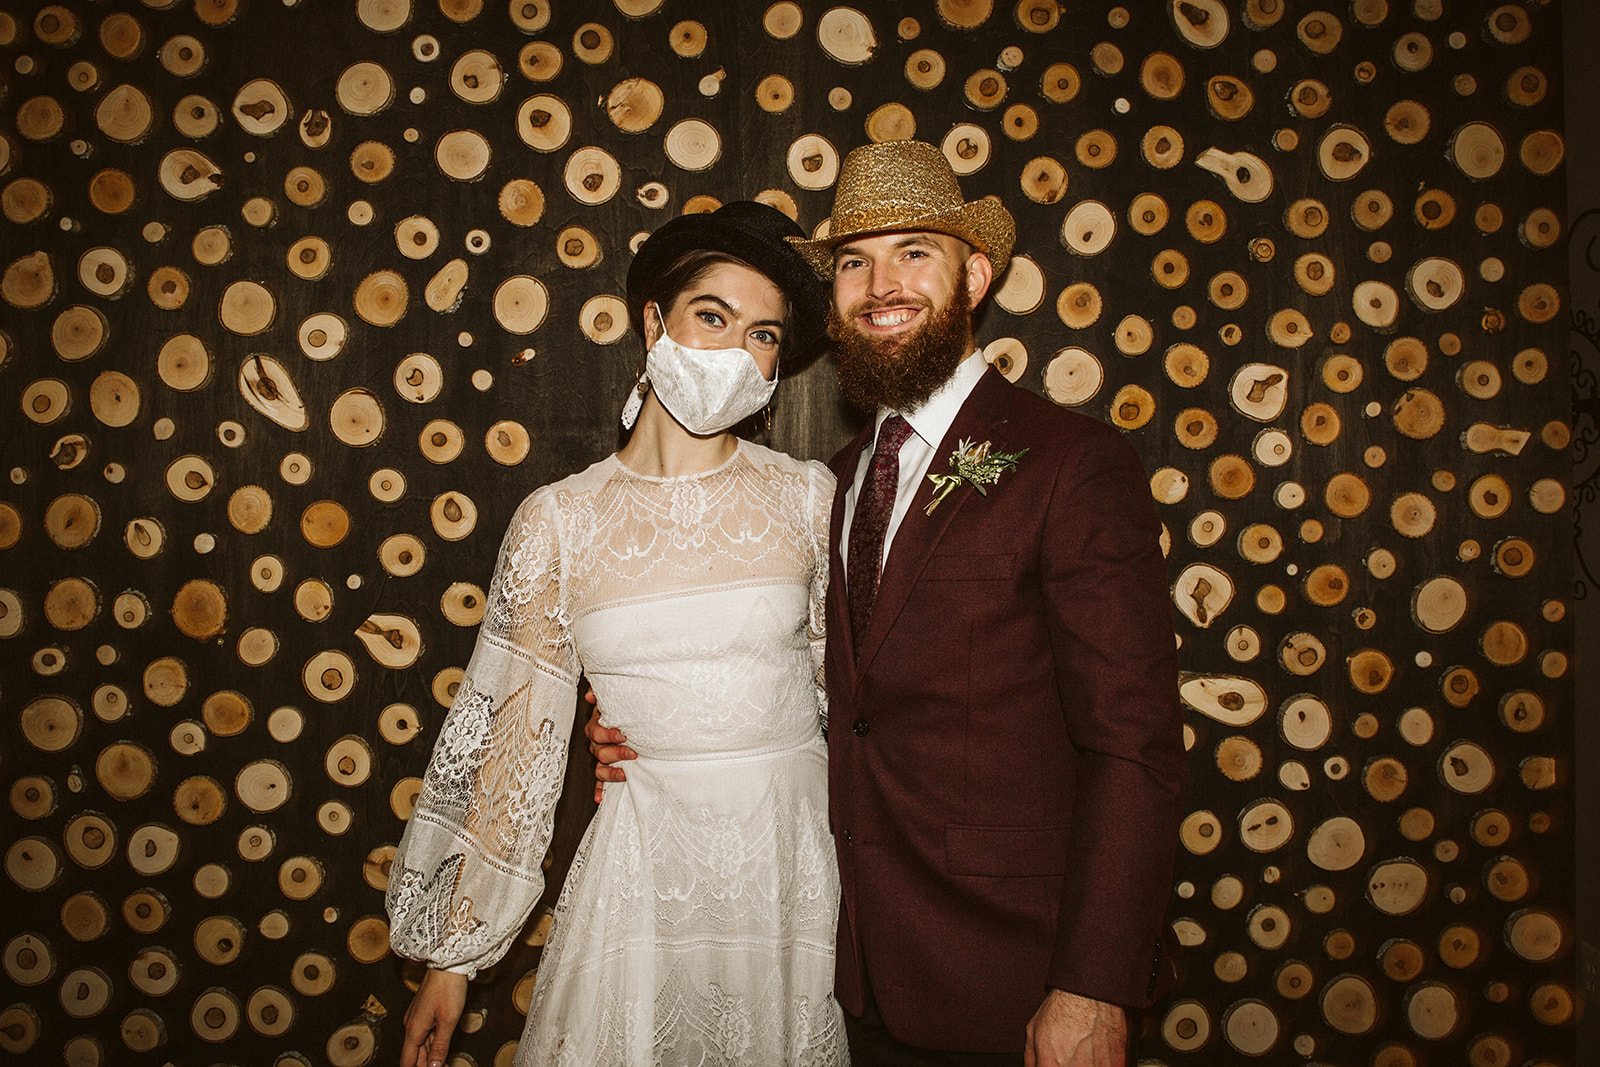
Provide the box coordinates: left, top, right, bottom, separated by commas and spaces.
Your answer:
787, 198, 1015, 281
626, 207, 830, 357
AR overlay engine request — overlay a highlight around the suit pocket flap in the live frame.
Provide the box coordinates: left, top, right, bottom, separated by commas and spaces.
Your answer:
946, 823, 1070, 877
922, 551, 1016, 581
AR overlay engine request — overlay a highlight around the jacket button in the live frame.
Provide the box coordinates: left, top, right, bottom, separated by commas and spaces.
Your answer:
852, 718, 870, 736
844, 830, 853, 845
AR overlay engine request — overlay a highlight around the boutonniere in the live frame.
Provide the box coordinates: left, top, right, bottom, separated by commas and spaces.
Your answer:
924, 438, 1028, 514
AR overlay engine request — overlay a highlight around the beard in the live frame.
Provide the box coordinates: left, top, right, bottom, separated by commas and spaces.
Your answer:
829, 278, 974, 413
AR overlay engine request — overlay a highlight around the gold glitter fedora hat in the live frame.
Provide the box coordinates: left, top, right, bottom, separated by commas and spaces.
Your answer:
788, 139, 1016, 279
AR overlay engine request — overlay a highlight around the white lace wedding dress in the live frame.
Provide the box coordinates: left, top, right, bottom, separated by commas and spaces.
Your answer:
387, 440, 848, 1066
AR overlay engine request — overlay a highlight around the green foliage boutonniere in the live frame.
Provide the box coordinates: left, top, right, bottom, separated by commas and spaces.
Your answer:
924, 438, 1028, 515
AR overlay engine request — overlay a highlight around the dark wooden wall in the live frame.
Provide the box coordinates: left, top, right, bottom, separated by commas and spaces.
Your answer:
0, 1, 1575, 1064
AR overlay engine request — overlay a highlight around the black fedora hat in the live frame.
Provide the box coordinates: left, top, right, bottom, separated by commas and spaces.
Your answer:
626, 201, 830, 356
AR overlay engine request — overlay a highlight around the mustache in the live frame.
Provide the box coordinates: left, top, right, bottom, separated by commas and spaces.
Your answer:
843, 296, 934, 317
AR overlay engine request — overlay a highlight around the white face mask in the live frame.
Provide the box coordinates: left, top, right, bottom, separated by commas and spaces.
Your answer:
620, 324, 778, 435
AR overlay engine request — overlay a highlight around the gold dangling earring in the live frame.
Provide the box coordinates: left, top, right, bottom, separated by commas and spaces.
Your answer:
762, 404, 773, 434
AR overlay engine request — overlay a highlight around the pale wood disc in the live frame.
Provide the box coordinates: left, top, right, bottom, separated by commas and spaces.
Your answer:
173, 776, 227, 825
21, 378, 70, 424
436, 129, 491, 181
1172, 0, 1229, 47
4, 251, 58, 310
1196, 147, 1273, 202
291, 951, 337, 997
44, 493, 100, 549
60, 889, 111, 940
294, 579, 334, 623
298, 313, 348, 361
125, 823, 181, 877
1279, 632, 1326, 675
16, 96, 66, 142
246, 985, 295, 1036
94, 742, 155, 799
1406, 257, 1464, 311
21, 695, 81, 752
278, 855, 325, 901
817, 7, 877, 64
1506, 909, 1563, 963
608, 77, 664, 130
1140, 51, 1184, 99
1306, 815, 1365, 871
190, 988, 242, 1041
231, 760, 290, 814
303, 649, 356, 703
942, 123, 991, 174
431, 491, 479, 541
448, 49, 503, 104
86, 168, 136, 216
1246, 904, 1290, 949
438, 582, 486, 627
1176, 409, 1219, 452
1173, 563, 1233, 629
865, 101, 916, 142
393, 352, 443, 403
10, 773, 57, 820
1058, 199, 1114, 256
2, 178, 51, 225
935, 0, 991, 28
172, 93, 221, 137
159, 34, 207, 75
904, 48, 945, 90
563, 145, 622, 201
239, 353, 309, 432
43, 575, 99, 631
1179, 674, 1267, 727
346, 916, 390, 964
493, 276, 549, 334
1348, 648, 1393, 694
170, 578, 227, 640
1519, 129, 1564, 175
300, 500, 351, 548
1150, 249, 1189, 289
1205, 453, 1252, 499
219, 280, 275, 335
1041, 347, 1102, 406
286, 237, 331, 281
94, 84, 154, 143
1450, 121, 1505, 178
353, 270, 407, 327
1518, 281, 1561, 323
355, 614, 423, 669
191, 224, 232, 265
787, 134, 840, 190
572, 20, 614, 63
664, 119, 721, 171
1321, 975, 1378, 1036
357, 0, 410, 31
1091, 41, 1125, 76
1215, 736, 1262, 781
77, 246, 131, 299
147, 265, 190, 310
670, 19, 707, 57
579, 294, 629, 344
349, 140, 396, 183
964, 68, 1007, 111
232, 78, 290, 135
369, 468, 408, 505
424, 258, 468, 313
1439, 740, 1495, 794
1404, 983, 1458, 1040
58, 966, 113, 1019
1384, 98, 1431, 145
485, 420, 531, 466
1206, 74, 1253, 121
250, 554, 286, 593
518, 39, 562, 82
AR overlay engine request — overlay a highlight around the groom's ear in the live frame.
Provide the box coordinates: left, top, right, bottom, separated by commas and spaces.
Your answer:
964, 248, 994, 305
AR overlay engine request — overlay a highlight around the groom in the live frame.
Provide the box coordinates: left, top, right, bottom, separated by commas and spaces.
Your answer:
596, 141, 1184, 1065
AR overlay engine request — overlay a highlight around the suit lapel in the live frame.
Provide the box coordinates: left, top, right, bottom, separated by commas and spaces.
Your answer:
853, 369, 1016, 680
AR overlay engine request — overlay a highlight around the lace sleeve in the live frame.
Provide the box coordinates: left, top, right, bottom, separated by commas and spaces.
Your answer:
805, 460, 836, 734
386, 488, 580, 977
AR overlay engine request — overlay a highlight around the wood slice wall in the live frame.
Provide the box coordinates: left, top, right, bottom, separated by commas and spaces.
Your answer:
0, 1, 1575, 1064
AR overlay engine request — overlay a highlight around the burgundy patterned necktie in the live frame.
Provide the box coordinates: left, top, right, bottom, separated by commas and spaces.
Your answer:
847, 414, 914, 650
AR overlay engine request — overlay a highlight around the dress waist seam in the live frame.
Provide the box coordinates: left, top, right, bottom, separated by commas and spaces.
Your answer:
633, 735, 822, 765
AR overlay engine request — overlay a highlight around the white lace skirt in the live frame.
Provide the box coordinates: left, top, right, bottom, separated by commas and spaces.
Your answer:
517, 738, 848, 1066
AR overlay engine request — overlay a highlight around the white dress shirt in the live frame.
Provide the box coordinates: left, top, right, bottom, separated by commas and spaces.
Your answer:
841, 350, 991, 570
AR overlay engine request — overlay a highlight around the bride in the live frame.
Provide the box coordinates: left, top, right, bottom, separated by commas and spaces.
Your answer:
386, 201, 848, 1066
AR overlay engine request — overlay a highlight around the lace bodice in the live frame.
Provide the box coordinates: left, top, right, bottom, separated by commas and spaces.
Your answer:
387, 440, 833, 979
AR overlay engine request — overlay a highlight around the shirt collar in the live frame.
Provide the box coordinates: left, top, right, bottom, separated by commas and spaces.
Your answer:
874, 349, 990, 448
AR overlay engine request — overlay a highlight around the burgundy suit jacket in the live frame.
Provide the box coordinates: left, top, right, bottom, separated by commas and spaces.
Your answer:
825, 368, 1185, 1053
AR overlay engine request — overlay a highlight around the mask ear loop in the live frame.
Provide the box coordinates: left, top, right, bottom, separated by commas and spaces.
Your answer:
621, 303, 662, 429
